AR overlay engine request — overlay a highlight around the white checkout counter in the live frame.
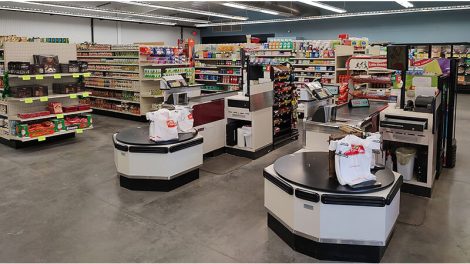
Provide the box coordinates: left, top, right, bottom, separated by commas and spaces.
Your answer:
113, 127, 203, 191
264, 150, 402, 262
264, 97, 402, 262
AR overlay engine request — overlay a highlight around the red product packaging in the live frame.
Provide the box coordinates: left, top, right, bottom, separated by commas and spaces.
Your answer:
77, 104, 91, 111
62, 106, 79, 113
48, 102, 63, 114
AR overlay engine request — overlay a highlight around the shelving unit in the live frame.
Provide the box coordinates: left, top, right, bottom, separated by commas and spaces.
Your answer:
194, 44, 244, 93
0, 42, 93, 147
271, 65, 298, 146
78, 43, 193, 117
290, 40, 338, 85
248, 44, 294, 66
345, 55, 394, 101
0, 48, 4, 91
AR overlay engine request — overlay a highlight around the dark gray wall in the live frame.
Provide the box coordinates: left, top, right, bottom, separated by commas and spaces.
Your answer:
201, 9, 470, 43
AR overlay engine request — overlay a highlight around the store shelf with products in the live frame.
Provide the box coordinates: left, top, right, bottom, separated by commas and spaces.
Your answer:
78, 43, 193, 116
194, 44, 243, 94
290, 40, 338, 85
271, 65, 298, 146
342, 55, 394, 101
0, 41, 93, 147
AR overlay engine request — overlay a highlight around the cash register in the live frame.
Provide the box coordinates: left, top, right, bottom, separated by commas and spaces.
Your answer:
299, 81, 336, 123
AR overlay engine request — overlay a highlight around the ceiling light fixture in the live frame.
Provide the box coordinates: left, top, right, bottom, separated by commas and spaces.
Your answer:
22, 1, 209, 24
0, 5, 177, 26
299, 1, 347, 13
122, 1, 248, 21
196, 5, 470, 27
222, 3, 280, 15
395, 1, 414, 8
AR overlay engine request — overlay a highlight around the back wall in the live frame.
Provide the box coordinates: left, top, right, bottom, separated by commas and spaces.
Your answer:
201, 9, 470, 43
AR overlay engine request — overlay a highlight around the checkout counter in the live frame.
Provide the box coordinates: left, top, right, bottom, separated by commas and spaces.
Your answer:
264, 81, 402, 262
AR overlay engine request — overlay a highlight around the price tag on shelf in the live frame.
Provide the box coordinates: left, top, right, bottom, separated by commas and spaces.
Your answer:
53, 74, 61, 79
22, 75, 31, 81
232, 58, 237, 62
69, 94, 77, 99
82, 92, 90, 97
56, 114, 64, 119
83, 73, 91, 77
72, 73, 80, 78
39, 96, 48, 102
35, 75, 44, 80
75, 129, 83, 134
38, 136, 46, 142
24, 98, 34, 104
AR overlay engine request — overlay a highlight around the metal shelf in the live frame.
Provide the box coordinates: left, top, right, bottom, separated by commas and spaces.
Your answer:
139, 62, 190, 67
293, 70, 335, 73
85, 85, 139, 92
195, 58, 241, 61
292, 64, 335, 67
217, 82, 239, 85
89, 95, 140, 104
195, 66, 218, 69
6, 92, 89, 102
8, 72, 90, 79
91, 107, 141, 116
78, 49, 138, 52
291, 57, 335, 60
253, 54, 293, 57
88, 76, 140, 81
12, 126, 93, 142
87, 62, 139, 66
11, 109, 92, 122
88, 69, 138, 74
77, 56, 139, 59
195, 79, 218, 82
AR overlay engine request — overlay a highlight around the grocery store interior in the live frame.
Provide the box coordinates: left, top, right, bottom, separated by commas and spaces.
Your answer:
0, 1, 469, 262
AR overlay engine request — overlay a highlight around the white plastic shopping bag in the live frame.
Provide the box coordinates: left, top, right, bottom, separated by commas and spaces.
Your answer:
174, 107, 194, 133
149, 109, 178, 142
329, 134, 380, 186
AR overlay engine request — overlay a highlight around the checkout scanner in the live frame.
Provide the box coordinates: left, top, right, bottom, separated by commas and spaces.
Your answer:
299, 81, 337, 123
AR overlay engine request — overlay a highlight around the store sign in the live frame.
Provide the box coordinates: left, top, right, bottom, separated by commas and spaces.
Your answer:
349, 58, 387, 71
368, 61, 387, 69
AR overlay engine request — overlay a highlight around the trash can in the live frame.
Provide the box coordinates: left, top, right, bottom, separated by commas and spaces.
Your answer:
396, 147, 417, 181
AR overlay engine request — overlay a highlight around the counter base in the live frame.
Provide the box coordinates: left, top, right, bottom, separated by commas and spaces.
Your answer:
268, 213, 388, 263
0, 133, 75, 149
225, 144, 272, 160
119, 169, 199, 192
401, 182, 432, 198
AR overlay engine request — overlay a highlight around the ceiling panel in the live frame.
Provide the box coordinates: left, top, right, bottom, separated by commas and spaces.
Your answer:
0, 1, 468, 27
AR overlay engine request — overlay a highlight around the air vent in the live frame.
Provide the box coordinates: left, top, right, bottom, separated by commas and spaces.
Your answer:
212, 25, 242, 33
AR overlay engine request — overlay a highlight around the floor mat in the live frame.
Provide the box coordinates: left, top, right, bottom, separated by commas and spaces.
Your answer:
398, 192, 429, 226
201, 153, 251, 175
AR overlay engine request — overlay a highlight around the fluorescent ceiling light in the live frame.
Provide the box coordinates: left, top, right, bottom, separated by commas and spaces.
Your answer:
22, 1, 209, 24
222, 3, 280, 15
196, 5, 470, 27
299, 1, 347, 13
122, 1, 248, 21
396, 1, 414, 8
0, 5, 177, 26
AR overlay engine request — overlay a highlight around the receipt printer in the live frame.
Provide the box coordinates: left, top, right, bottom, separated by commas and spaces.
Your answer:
415, 96, 435, 113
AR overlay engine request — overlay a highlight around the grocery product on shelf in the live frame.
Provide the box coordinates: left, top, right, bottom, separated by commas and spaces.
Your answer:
271, 65, 297, 140
194, 44, 243, 92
